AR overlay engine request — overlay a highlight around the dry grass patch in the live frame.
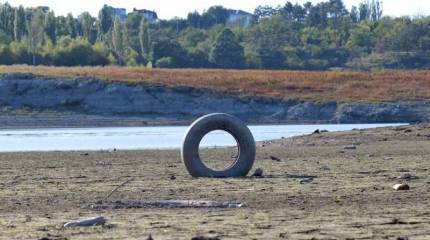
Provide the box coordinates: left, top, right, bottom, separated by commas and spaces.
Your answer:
1, 65, 430, 102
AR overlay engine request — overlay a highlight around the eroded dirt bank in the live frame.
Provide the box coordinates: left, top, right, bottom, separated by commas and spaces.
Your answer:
0, 124, 429, 239
1, 75, 430, 127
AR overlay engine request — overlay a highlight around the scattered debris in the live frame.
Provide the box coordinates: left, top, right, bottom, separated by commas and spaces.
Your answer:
252, 168, 264, 177
38, 235, 67, 240
89, 200, 247, 210
393, 183, 410, 191
270, 155, 281, 162
191, 235, 221, 240
299, 177, 314, 184
399, 172, 418, 180
96, 161, 112, 166
320, 166, 331, 171
63, 216, 106, 228
344, 144, 357, 150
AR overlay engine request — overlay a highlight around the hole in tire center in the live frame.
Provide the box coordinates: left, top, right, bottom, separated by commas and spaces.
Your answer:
198, 130, 239, 171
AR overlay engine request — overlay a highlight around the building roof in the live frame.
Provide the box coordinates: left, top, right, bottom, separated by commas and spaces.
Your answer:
227, 9, 253, 16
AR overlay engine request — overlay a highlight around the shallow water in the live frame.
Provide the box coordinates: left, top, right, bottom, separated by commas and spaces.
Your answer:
0, 124, 405, 152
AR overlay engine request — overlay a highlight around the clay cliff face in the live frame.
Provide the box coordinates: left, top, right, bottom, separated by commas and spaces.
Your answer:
0, 76, 429, 124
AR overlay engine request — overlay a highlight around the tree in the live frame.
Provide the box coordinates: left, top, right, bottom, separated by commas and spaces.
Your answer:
27, 9, 45, 65
151, 39, 187, 67
359, 1, 371, 22
210, 28, 245, 69
371, 0, 383, 22
13, 6, 26, 41
44, 11, 56, 43
98, 5, 113, 35
187, 11, 202, 28
78, 12, 94, 41
139, 19, 151, 58
112, 17, 125, 64
0, 3, 14, 38
66, 13, 76, 38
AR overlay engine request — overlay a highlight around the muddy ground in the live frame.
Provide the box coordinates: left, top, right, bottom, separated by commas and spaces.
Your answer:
0, 124, 430, 239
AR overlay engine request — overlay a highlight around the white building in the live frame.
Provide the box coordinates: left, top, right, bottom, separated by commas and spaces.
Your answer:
227, 10, 253, 27
132, 8, 158, 22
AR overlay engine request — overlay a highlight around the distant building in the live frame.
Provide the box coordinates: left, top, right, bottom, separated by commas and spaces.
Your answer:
227, 10, 253, 27
111, 7, 127, 20
37, 6, 50, 13
132, 8, 158, 22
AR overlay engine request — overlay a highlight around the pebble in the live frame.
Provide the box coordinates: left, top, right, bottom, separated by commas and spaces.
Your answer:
169, 175, 176, 180
252, 168, 264, 177
344, 144, 357, 150
393, 183, 410, 191
270, 155, 281, 162
300, 177, 314, 184
399, 172, 412, 180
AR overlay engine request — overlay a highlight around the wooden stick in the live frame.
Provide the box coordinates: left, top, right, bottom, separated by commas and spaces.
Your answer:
102, 178, 134, 202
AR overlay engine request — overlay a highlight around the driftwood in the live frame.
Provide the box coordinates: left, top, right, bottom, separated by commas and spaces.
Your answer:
88, 200, 247, 210
63, 216, 106, 228
102, 178, 134, 202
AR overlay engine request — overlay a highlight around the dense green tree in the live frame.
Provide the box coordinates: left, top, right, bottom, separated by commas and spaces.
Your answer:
27, 9, 45, 65
0, 0, 429, 70
125, 12, 143, 51
210, 28, 245, 69
65, 13, 77, 38
44, 11, 56, 43
78, 12, 94, 41
98, 5, 113, 35
139, 19, 151, 58
13, 6, 25, 41
112, 17, 125, 64
0, 3, 15, 38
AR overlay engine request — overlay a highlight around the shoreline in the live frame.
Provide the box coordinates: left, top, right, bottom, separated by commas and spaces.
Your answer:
0, 113, 408, 129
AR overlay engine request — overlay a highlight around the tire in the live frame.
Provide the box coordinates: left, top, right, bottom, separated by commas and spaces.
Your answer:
181, 113, 256, 178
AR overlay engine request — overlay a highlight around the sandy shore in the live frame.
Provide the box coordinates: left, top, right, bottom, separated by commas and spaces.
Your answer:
0, 124, 429, 239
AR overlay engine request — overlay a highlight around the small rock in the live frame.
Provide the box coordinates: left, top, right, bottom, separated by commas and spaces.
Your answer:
80, 153, 89, 156
400, 172, 412, 179
146, 234, 154, 240
383, 156, 394, 160
191, 236, 220, 240
320, 166, 331, 171
169, 175, 176, 180
344, 144, 357, 150
393, 183, 410, 191
366, 154, 375, 158
399, 172, 418, 180
252, 168, 264, 177
320, 130, 329, 133
313, 129, 320, 134
63, 216, 106, 228
404, 129, 412, 133
397, 236, 409, 240
300, 177, 314, 184
270, 155, 281, 162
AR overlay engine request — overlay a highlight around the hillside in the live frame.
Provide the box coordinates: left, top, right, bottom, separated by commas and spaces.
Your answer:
1, 66, 430, 102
